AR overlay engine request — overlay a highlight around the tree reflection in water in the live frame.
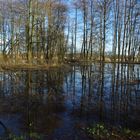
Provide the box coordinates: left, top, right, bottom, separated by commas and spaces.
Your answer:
0, 63, 140, 139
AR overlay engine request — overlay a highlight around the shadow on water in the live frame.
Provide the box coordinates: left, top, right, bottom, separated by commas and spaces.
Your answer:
0, 63, 140, 139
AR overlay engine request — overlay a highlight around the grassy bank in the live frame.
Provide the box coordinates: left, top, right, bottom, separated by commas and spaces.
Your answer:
0, 56, 140, 72
83, 123, 140, 140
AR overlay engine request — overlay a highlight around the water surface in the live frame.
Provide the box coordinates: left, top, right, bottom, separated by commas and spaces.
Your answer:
0, 63, 140, 139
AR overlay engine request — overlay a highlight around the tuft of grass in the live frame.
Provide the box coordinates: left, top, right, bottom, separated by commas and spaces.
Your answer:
86, 123, 110, 139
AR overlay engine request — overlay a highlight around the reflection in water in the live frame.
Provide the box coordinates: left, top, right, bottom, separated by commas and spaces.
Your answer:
0, 63, 140, 139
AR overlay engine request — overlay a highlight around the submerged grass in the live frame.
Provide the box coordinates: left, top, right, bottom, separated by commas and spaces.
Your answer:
0, 132, 42, 140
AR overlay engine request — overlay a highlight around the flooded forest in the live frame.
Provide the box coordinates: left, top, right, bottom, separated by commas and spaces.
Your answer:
0, 0, 140, 140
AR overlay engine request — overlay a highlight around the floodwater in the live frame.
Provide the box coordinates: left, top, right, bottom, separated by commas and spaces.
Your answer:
0, 63, 140, 139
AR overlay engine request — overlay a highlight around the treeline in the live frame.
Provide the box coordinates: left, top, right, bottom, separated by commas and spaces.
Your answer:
0, 0, 140, 64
